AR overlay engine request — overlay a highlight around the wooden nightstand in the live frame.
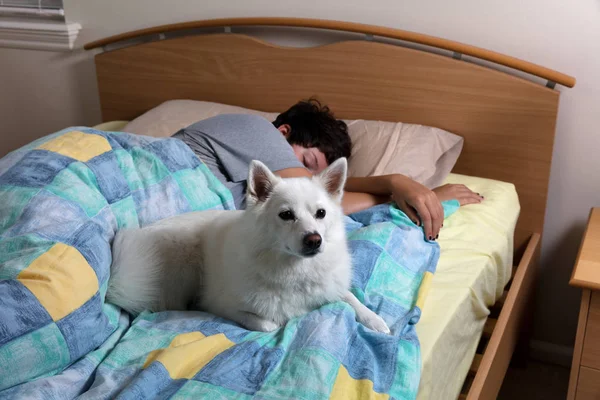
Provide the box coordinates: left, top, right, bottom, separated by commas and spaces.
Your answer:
568, 208, 600, 400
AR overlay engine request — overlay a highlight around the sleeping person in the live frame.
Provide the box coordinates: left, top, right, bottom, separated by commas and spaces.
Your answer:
171, 99, 482, 241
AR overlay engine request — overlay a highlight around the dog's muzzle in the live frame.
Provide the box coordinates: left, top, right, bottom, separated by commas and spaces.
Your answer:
302, 232, 322, 257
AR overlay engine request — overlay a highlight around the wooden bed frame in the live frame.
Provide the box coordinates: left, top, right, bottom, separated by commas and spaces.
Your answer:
85, 18, 575, 399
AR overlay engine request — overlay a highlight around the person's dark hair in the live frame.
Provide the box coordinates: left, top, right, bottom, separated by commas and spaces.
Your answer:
273, 98, 351, 165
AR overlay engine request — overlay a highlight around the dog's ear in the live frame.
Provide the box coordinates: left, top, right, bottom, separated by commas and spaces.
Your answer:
317, 158, 347, 202
247, 160, 278, 204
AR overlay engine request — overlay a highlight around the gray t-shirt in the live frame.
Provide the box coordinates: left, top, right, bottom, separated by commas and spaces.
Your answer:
172, 114, 304, 209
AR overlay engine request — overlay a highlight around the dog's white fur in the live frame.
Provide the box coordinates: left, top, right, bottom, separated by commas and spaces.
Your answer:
107, 158, 390, 333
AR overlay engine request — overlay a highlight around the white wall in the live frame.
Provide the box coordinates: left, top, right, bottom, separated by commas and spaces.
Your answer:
0, 47, 100, 154
2, 0, 599, 350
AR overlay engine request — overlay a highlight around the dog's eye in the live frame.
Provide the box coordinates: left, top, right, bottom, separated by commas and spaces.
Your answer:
315, 209, 326, 219
278, 210, 295, 221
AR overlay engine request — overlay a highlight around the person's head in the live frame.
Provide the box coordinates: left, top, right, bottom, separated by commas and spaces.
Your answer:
273, 99, 351, 173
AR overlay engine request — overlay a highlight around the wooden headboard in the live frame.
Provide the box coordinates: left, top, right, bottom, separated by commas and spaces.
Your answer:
86, 18, 575, 256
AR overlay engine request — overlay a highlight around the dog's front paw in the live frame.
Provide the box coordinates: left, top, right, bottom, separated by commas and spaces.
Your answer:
255, 319, 280, 332
358, 310, 391, 334
238, 311, 281, 332
243, 317, 280, 332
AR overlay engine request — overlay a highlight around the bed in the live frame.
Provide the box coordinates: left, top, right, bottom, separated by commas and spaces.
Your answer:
87, 18, 575, 399
0, 17, 574, 400
81, 17, 576, 399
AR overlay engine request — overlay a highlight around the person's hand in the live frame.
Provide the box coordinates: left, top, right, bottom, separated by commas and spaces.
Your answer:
388, 175, 443, 241
433, 184, 483, 206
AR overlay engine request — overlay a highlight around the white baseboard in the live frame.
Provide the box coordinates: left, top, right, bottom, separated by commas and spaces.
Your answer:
529, 340, 574, 367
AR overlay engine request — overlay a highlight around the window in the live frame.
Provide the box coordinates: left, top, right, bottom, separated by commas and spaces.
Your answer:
0, 0, 81, 51
0, 0, 65, 20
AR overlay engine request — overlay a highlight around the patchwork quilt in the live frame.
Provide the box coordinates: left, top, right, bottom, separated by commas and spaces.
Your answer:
0, 127, 458, 399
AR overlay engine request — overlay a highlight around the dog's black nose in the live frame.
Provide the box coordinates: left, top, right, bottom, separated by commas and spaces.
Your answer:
303, 233, 322, 250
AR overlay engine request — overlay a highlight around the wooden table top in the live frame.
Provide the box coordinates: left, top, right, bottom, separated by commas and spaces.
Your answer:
570, 208, 600, 290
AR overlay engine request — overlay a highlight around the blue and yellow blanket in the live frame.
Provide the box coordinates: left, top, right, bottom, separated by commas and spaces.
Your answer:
0, 128, 457, 399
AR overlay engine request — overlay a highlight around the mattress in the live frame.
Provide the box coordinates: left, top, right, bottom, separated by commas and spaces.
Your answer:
417, 173, 519, 400
93, 122, 520, 399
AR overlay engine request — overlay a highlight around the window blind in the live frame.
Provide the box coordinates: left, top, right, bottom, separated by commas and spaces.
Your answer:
0, 0, 64, 20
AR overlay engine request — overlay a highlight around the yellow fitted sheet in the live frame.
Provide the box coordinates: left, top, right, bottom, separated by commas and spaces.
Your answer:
416, 173, 519, 400
93, 122, 519, 398
93, 121, 129, 131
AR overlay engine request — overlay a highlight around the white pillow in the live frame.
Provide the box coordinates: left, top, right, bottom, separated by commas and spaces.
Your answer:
346, 120, 463, 188
123, 100, 463, 188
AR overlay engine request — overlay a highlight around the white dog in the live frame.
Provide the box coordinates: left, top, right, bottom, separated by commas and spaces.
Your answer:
107, 158, 390, 334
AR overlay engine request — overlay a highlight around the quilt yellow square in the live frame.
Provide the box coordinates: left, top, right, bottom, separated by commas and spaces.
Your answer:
144, 332, 235, 380
330, 365, 389, 400
17, 243, 99, 321
37, 131, 111, 162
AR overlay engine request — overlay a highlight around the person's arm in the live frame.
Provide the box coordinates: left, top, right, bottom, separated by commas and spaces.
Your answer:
275, 167, 312, 179
347, 176, 483, 239
346, 175, 444, 240
341, 192, 389, 215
